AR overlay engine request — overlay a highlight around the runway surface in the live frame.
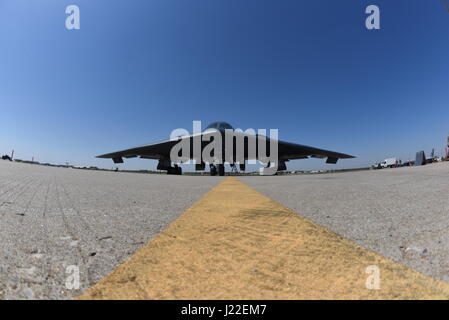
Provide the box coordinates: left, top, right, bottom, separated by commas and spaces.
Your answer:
0, 161, 222, 299
80, 177, 449, 299
241, 163, 449, 284
2, 160, 449, 299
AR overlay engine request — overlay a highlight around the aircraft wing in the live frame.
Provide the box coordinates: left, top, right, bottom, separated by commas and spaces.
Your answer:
97, 131, 217, 163
97, 139, 178, 163
278, 140, 355, 164
97, 131, 354, 165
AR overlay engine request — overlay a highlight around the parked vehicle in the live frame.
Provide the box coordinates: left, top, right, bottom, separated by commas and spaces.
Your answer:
381, 157, 399, 168
372, 157, 400, 169
380, 158, 399, 168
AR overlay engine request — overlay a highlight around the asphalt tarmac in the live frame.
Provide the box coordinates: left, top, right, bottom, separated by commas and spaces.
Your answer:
241, 162, 449, 285
79, 177, 449, 300
0, 160, 222, 299
2, 159, 449, 299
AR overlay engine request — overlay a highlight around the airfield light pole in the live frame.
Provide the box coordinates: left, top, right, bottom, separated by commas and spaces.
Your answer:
11, 149, 14, 160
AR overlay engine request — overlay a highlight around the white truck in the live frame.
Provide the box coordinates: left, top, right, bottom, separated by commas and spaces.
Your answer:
380, 157, 399, 168
372, 157, 399, 169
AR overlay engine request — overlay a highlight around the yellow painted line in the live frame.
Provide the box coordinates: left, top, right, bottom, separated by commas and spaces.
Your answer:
79, 177, 449, 299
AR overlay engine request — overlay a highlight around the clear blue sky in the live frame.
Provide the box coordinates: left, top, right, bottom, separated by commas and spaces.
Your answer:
1, 1, 449, 171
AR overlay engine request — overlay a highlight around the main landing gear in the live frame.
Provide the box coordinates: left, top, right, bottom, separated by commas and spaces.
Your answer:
210, 164, 225, 176
167, 164, 182, 175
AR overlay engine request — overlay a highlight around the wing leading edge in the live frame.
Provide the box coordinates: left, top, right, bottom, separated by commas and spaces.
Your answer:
277, 140, 354, 163
97, 139, 177, 163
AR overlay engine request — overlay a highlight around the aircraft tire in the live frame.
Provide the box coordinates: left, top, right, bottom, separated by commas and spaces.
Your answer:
210, 164, 217, 176
217, 164, 225, 176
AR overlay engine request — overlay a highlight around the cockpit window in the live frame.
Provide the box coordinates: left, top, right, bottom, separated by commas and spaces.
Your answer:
205, 122, 234, 131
